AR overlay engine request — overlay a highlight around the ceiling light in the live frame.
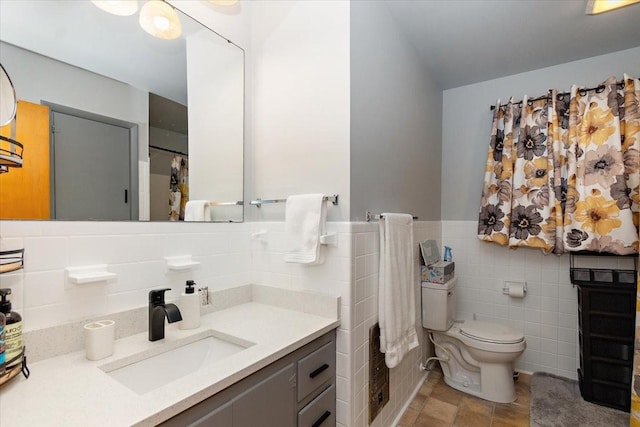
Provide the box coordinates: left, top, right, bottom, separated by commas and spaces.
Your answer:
208, 0, 239, 6
585, 0, 640, 14
91, 0, 139, 16
139, 1, 182, 40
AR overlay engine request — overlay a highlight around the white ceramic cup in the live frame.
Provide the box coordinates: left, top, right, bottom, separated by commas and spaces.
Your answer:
84, 320, 115, 361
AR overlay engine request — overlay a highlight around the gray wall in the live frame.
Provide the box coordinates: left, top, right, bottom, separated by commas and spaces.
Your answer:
1, 41, 149, 160
350, 1, 442, 221
442, 46, 640, 220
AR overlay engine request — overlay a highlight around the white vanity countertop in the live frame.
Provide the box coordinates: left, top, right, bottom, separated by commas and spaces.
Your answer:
0, 302, 340, 426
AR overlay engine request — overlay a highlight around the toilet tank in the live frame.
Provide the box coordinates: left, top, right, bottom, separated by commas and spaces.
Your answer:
421, 277, 456, 331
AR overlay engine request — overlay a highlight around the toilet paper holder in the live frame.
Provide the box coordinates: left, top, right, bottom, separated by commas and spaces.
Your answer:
502, 281, 527, 297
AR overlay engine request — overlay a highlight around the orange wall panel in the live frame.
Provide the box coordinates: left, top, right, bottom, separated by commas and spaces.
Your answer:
0, 101, 50, 219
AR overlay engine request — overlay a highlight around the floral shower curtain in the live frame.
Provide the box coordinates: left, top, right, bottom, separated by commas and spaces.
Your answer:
478, 74, 640, 255
169, 155, 189, 221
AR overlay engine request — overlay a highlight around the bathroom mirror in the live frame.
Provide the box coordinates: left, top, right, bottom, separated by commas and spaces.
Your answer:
0, 64, 17, 126
0, 0, 244, 222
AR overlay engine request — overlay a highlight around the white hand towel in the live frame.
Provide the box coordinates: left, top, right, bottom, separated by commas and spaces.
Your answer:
184, 200, 210, 222
378, 213, 419, 369
284, 194, 327, 264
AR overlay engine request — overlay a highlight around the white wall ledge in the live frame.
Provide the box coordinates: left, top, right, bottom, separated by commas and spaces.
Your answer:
165, 255, 200, 271
65, 265, 116, 285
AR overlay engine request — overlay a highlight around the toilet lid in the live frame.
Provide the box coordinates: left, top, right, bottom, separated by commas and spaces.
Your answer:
459, 320, 524, 344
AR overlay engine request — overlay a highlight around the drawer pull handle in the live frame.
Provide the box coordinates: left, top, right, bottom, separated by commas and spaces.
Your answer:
312, 410, 331, 427
309, 363, 329, 379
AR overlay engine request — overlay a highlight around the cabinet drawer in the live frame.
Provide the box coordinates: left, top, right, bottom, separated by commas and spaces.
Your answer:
589, 315, 633, 337
591, 382, 630, 411
591, 361, 632, 385
587, 290, 634, 314
297, 384, 335, 427
297, 340, 335, 402
590, 338, 634, 361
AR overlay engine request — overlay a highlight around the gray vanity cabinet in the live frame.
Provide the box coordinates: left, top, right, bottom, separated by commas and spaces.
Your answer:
162, 330, 336, 427
232, 364, 296, 427
189, 402, 232, 427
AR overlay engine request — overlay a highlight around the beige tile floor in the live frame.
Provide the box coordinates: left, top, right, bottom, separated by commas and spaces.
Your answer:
397, 366, 531, 427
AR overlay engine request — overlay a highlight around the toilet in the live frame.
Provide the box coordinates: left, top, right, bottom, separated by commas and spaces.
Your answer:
421, 278, 526, 403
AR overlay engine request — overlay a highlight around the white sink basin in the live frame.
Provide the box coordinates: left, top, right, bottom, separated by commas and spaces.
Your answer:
102, 330, 253, 394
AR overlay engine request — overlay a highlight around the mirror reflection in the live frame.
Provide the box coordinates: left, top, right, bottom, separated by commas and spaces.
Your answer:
0, 0, 244, 222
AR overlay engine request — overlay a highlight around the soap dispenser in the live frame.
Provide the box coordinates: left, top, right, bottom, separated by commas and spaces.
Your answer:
179, 280, 200, 330
0, 311, 6, 376
0, 288, 22, 370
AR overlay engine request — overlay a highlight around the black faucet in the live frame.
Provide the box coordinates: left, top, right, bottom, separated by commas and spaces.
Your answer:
148, 288, 182, 341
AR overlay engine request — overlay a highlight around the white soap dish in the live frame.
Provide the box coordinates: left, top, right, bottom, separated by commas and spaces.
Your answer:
165, 255, 200, 271
66, 265, 116, 285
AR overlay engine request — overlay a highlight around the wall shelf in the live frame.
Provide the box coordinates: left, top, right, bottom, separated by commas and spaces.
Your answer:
0, 249, 24, 274
569, 252, 637, 288
319, 233, 337, 246
165, 255, 200, 271
65, 265, 116, 284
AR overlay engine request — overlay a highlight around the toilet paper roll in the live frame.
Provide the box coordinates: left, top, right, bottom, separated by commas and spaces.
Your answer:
84, 319, 115, 361
508, 284, 525, 298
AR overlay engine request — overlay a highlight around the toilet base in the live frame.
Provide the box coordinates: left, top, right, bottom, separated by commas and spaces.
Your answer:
442, 374, 482, 399
479, 362, 517, 403
440, 362, 517, 403
433, 333, 519, 404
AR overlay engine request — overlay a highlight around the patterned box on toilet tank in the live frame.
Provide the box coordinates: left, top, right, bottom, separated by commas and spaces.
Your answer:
422, 261, 455, 284
419, 239, 455, 284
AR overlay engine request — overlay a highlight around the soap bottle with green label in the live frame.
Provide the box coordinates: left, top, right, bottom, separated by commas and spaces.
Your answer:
0, 289, 22, 370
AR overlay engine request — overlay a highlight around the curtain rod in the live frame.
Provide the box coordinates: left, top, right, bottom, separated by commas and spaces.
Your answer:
489, 80, 625, 111
149, 145, 188, 157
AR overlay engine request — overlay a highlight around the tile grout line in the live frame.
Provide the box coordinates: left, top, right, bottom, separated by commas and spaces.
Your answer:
489, 403, 496, 427
400, 367, 530, 427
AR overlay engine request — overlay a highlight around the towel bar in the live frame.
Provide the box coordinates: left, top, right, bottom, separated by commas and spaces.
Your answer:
207, 201, 243, 206
365, 211, 418, 222
250, 194, 339, 208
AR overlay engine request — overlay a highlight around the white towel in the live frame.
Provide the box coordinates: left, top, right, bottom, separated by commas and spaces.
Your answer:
184, 200, 210, 221
378, 213, 419, 368
284, 194, 327, 264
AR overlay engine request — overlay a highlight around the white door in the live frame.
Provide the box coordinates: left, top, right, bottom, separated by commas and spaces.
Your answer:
51, 111, 132, 220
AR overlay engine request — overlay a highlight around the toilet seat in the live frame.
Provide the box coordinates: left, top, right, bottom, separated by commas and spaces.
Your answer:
459, 321, 524, 344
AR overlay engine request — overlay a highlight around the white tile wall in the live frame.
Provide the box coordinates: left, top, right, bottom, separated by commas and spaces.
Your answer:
0, 220, 252, 331
360, 221, 441, 427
